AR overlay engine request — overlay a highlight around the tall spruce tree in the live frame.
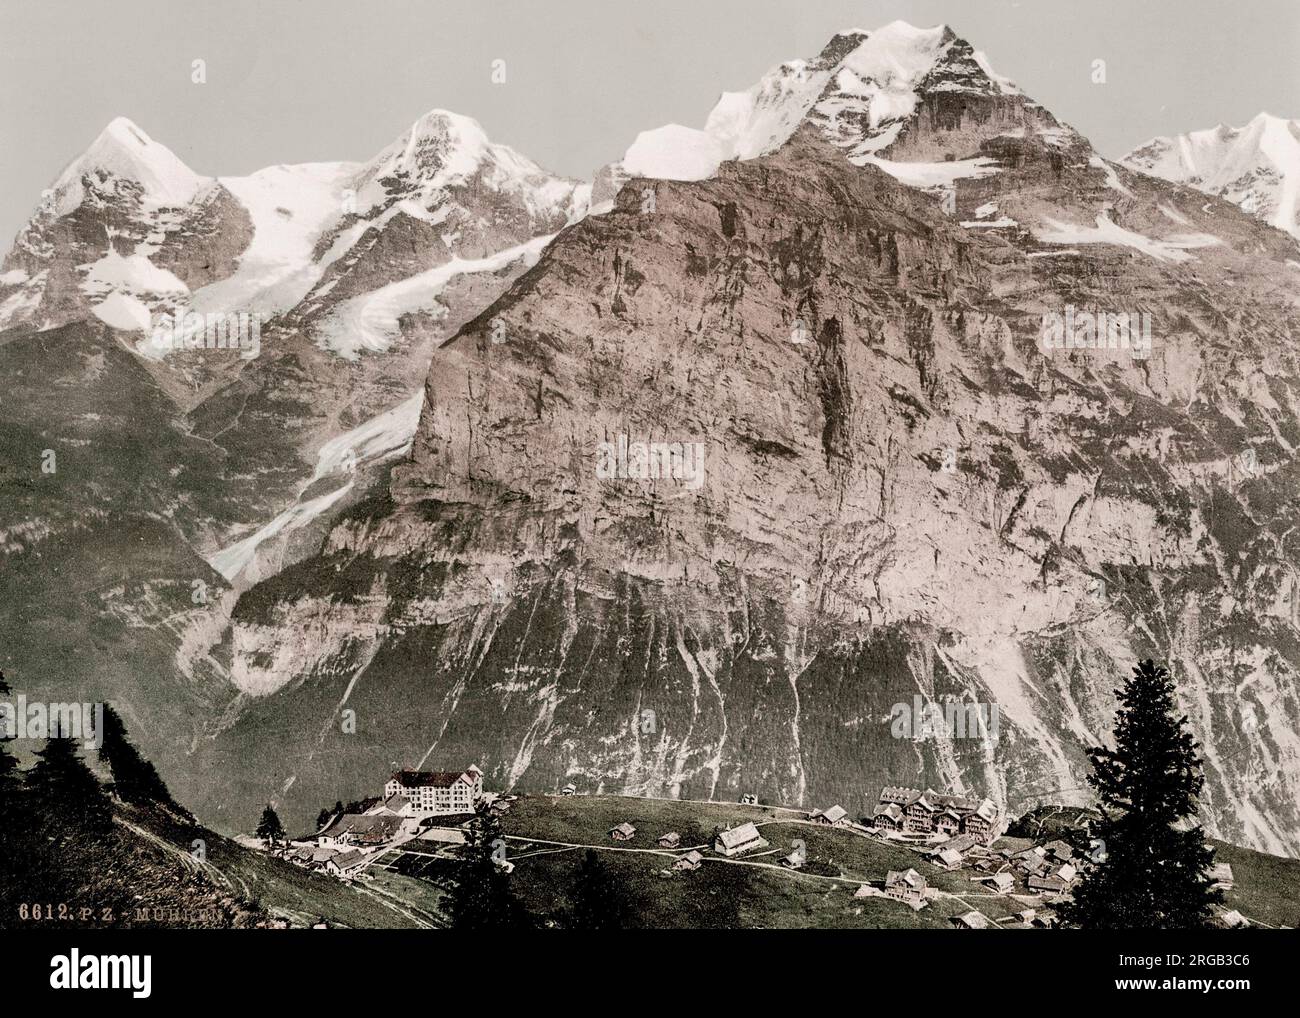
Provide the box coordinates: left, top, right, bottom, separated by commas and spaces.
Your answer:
21, 732, 115, 906
1061, 659, 1224, 928
97, 704, 179, 810
445, 800, 532, 929
26, 734, 113, 837
256, 805, 285, 846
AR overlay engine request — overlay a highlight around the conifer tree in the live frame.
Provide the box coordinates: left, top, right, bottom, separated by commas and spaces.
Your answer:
97, 704, 179, 810
1061, 659, 1224, 928
26, 734, 113, 837
256, 805, 285, 846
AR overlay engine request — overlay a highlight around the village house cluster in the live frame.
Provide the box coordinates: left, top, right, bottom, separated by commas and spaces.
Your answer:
870, 786, 1002, 843
279, 764, 485, 879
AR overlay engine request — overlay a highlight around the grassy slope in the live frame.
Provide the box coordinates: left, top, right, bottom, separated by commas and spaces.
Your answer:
1210, 840, 1300, 928
491, 794, 1022, 928
1, 799, 423, 930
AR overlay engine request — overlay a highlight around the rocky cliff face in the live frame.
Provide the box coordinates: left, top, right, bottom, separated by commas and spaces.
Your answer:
199, 22, 1300, 850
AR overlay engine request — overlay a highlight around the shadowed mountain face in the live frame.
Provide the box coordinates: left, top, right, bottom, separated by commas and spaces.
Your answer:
5, 23, 1300, 852
199, 17, 1300, 849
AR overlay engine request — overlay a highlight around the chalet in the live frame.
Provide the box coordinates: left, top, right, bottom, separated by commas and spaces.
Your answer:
1015, 908, 1037, 924
952, 910, 990, 929
961, 799, 1000, 843
561, 783, 577, 796
904, 793, 938, 833
1218, 909, 1248, 929
1044, 839, 1074, 861
1056, 863, 1077, 883
872, 803, 903, 831
934, 810, 962, 836
1032, 911, 1058, 928
326, 849, 367, 876
1028, 874, 1069, 895
739, 794, 759, 805
674, 850, 704, 871
974, 857, 1001, 873
714, 822, 768, 857
854, 884, 873, 898
384, 765, 483, 817
985, 871, 1015, 894
935, 848, 964, 870
812, 804, 849, 827
318, 813, 406, 849
884, 868, 927, 908
291, 846, 340, 870
1210, 863, 1235, 889
610, 822, 637, 842
658, 832, 681, 849
781, 850, 804, 869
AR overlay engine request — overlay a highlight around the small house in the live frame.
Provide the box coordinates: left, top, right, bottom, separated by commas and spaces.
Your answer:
985, 871, 1015, 894
935, 847, 964, 870
561, 783, 576, 796
610, 822, 637, 842
714, 821, 767, 857
872, 803, 904, 831
884, 868, 927, 908
674, 850, 704, 872
813, 804, 849, 827
658, 832, 681, 849
1028, 874, 1068, 895
952, 910, 990, 930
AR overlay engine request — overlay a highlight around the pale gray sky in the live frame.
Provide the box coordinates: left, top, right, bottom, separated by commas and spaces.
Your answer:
1, 0, 1297, 243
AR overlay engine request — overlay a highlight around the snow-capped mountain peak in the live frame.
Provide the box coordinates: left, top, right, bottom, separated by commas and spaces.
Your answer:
1122, 112, 1300, 239
607, 20, 1041, 194
702, 21, 1021, 164
351, 108, 581, 219
50, 116, 209, 216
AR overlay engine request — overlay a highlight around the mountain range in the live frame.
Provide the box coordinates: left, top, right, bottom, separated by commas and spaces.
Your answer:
2, 21, 1299, 853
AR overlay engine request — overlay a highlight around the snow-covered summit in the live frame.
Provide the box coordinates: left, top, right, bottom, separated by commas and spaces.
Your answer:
351, 108, 582, 221
604, 21, 1031, 187
50, 116, 210, 216
1122, 112, 1300, 239
706, 21, 1019, 162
